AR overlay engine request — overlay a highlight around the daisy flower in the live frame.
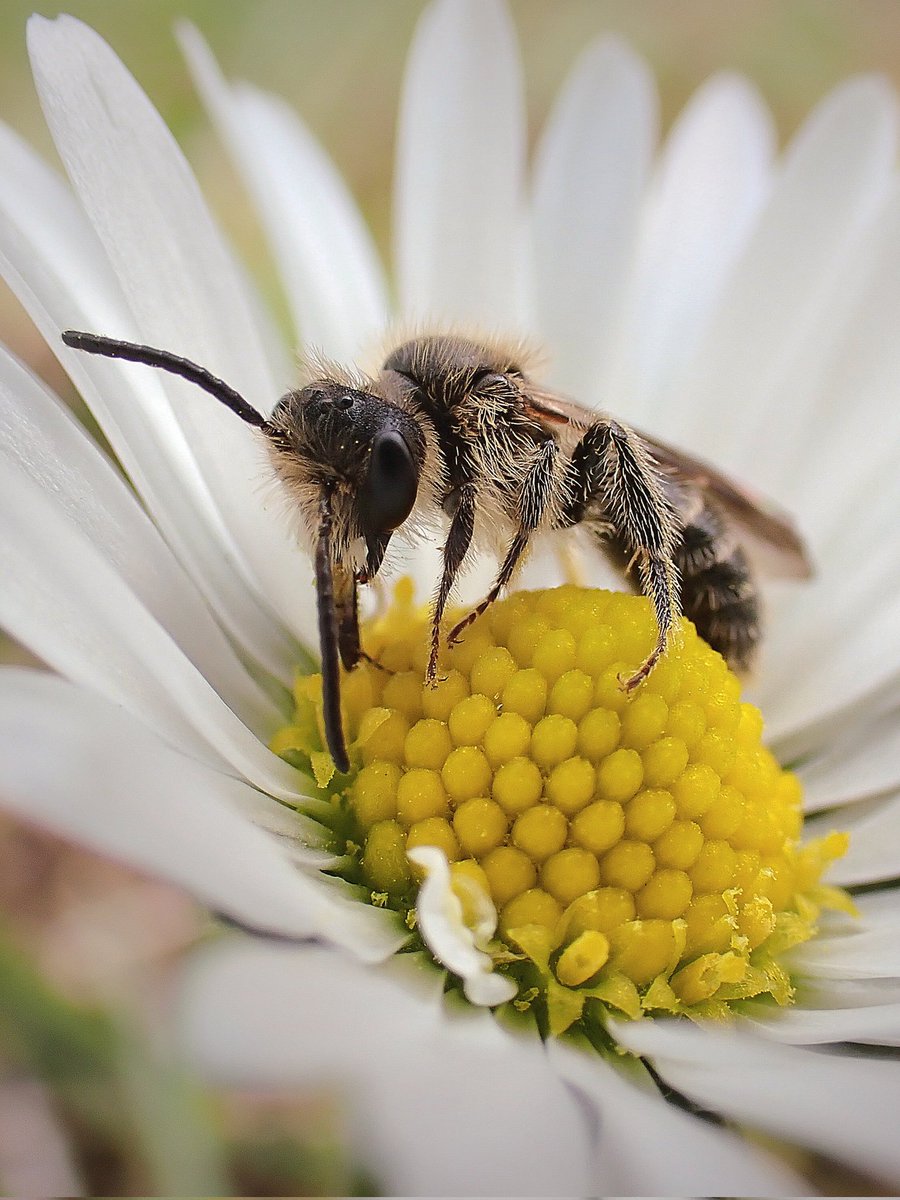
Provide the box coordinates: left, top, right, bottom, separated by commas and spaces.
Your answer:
2, 1, 900, 1194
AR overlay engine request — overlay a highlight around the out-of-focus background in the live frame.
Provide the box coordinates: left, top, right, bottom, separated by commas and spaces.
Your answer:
0, 2, 897, 1193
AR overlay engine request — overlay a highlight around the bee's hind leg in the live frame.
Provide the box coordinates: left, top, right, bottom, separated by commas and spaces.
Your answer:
566, 418, 682, 690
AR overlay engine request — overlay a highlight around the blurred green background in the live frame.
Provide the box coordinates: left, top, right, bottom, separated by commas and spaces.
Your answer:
0, 2, 898, 1194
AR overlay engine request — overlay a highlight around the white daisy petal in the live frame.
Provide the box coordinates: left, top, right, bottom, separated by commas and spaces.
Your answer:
799, 707, 900, 811
777, 187, 900, 532
817, 791, 900, 885
676, 76, 898, 467
0, 344, 281, 735
27, 15, 319, 649
0, 669, 399, 957
787, 920, 900, 979
742, 185, 900, 507
181, 940, 593, 1196
850, 887, 900, 923
0, 460, 305, 798
393, 0, 526, 327
758, 552, 900, 756
548, 1040, 808, 1197
791, 976, 900, 1011
531, 35, 656, 398
0, 119, 299, 681
612, 1020, 900, 1186
178, 24, 387, 362
610, 72, 774, 425
747, 1001, 900, 1047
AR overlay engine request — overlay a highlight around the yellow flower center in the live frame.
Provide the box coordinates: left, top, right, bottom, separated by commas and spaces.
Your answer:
271, 581, 851, 1034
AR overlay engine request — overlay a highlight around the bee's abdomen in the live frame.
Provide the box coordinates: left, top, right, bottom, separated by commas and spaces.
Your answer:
674, 494, 760, 671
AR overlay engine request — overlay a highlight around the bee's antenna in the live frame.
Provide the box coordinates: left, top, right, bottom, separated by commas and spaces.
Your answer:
315, 487, 350, 773
61, 330, 269, 431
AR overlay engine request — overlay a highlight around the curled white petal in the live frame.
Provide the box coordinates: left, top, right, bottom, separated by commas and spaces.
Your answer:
408, 846, 516, 1006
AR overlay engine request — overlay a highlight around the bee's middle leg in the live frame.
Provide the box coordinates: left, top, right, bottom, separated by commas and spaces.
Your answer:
448, 440, 559, 645
428, 482, 477, 683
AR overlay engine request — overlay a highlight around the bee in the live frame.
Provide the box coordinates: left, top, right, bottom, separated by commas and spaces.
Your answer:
61, 329, 811, 773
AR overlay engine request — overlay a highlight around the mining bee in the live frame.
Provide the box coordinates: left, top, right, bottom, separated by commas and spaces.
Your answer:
62, 330, 811, 772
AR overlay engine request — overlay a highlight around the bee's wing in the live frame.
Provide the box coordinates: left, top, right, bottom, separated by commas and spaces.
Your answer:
524, 388, 813, 581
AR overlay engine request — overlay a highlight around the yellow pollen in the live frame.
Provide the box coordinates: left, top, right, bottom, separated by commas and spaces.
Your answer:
274, 582, 851, 1033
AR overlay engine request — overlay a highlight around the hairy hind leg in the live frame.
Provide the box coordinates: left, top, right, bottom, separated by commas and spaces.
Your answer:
565, 419, 682, 689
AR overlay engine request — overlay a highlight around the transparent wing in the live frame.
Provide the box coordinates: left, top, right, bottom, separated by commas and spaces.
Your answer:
524, 388, 812, 580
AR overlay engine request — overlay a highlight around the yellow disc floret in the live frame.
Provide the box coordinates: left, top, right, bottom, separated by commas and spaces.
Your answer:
272, 583, 850, 1034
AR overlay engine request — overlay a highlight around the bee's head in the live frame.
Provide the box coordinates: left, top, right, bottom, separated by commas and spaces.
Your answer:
266, 380, 426, 577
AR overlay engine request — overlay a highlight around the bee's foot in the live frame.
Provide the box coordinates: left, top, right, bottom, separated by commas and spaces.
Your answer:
618, 645, 664, 693
425, 639, 440, 688
447, 616, 474, 646
358, 650, 391, 674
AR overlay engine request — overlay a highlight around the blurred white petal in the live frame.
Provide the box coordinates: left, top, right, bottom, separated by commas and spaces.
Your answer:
610, 72, 774, 424
531, 36, 656, 398
787, 920, 900, 979
778, 185, 900, 532
676, 76, 898, 468
394, 0, 526, 327
178, 23, 387, 362
181, 940, 592, 1196
820, 791, 900, 882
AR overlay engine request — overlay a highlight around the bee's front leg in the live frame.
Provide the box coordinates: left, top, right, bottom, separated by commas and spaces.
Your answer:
566, 418, 682, 690
334, 562, 364, 671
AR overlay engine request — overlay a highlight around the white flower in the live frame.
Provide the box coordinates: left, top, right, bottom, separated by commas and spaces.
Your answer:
1, 0, 900, 1194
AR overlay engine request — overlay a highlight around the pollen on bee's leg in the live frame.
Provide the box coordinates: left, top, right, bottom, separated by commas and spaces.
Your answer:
270, 579, 852, 1046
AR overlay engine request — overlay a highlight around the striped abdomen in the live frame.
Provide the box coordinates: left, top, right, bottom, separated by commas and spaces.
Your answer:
674, 489, 760, 670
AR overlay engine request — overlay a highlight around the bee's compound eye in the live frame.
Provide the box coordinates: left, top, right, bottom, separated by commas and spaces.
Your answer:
362, 430, 418, 533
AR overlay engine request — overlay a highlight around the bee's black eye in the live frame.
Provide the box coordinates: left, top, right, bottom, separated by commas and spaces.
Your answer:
361, 430, 418, 533
336, 394, 354, 411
